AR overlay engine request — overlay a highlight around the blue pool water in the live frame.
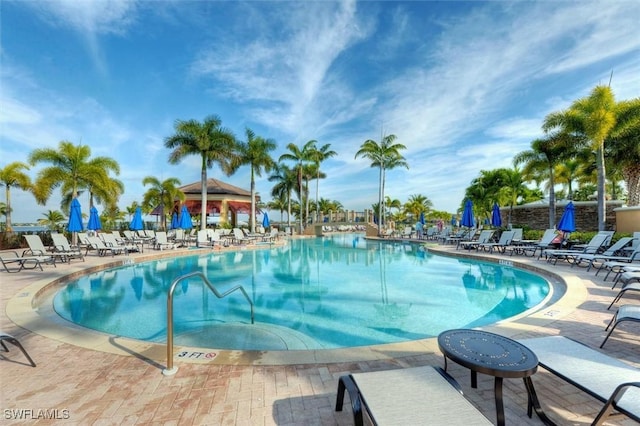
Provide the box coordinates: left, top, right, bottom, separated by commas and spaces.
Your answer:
53, 234, 550, 350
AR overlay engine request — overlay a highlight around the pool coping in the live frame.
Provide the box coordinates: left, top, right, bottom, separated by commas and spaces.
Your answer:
5, 241, 586, 367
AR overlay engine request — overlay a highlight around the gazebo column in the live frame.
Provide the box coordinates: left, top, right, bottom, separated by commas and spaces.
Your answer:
220, 201, 230, 226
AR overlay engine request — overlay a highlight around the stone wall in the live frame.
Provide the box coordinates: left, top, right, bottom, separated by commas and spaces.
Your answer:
502, 200, 623, 231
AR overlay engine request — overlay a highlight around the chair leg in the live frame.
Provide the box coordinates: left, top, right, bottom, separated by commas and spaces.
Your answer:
0, 334, 36, 367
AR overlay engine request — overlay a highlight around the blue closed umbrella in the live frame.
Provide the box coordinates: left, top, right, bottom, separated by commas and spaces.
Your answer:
491, 203, 502, 227
68, 198, 83, 232
170, 211, 179, 229
262, 211, 270, 229
461, 199, 475, 228
87, 206, 102, 231
419, 211, 425, 225
451, 215, 457, 226
557, 202, 576, 233
179, 205, 193, 229
130, 207, 144, 231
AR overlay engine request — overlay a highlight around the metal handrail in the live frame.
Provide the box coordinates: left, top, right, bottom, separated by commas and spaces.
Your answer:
162, 271, 254, 375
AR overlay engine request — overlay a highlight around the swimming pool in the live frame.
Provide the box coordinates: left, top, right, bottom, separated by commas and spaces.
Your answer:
53, 234, 551, 350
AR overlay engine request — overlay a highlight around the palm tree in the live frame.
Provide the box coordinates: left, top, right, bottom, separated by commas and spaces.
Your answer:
28, 141, 121, 215
235, 128, 277, 233
496, 167, 529, 226
307, 142, 337, 223
543, 85, 617, 230
554, 159, 584, 201
279, 140, 315, 233
164, 115, 237, 231
37, 210, 66, 231
269, 164, 298, 228
606, 98, 640, 205
0, 162, 32, 233
354, 134, 408, 236
514, 133, 574, 228
267, 193, 288, 225
142, 176, 184, 230
403, 194, 432, 220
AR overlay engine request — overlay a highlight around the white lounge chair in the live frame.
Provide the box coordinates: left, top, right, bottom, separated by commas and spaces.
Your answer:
335, 366, 492, 425
0, 251, 54, 273
542, 233, 609, 265
572, 237, 635, 271
51, 233, 85, 262
511, 229, 557, 257
458, 230, 494, 251
87, 236, 127, 256
153, 231, 175, 250
22, 235, 67, 264
519, 336, 640, 424
478, 230, 515, 254
601, 304, 640, 349
0, 331, 36, 367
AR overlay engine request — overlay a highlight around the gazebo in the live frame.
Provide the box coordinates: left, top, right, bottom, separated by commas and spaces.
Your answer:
178, 178, 258, 227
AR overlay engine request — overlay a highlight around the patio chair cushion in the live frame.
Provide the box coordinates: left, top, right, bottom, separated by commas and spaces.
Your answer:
335, 365, 492, 425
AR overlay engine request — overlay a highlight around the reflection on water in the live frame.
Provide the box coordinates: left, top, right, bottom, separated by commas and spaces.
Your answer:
53, 233, 550, 350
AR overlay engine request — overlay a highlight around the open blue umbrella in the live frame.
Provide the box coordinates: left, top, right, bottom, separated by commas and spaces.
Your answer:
170, 211, 179, 229
130, 207, 144, 231
179, 205, 193, 229
87, 206, 102, 231
262, 211, 270, 229
419, 211, 425, 225
68, 197, 83, 233
461, 199, 475, 228
491, 202, 502, 227
557, 202, 576, 233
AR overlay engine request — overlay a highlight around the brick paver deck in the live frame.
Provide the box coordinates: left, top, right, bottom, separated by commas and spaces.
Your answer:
1, 237, 638, 425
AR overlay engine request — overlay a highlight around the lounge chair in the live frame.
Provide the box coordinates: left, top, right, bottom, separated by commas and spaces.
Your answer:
153, 231, 175, 250
101, 233, 140, 253
542, 233, 609, 265
335, 365, 492, 425
478, 230, 515, 254
598, 248, 640, 281
571, 237, 635, 271
458, 230, 494, 251
601, 304, 640, 348
607, 281, 640, 310
196, 230, 216, 248
232, 228, 251, 245
518, 336, 639, 424
0, 332, 36, 367
22, 235, 67, 264
51, 233, 85, 262
86, 236, 127, 256
0, 251, 54, 273
509, 229, 557, 257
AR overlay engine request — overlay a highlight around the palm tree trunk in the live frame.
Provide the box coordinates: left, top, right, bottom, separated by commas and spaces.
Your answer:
548, 167, 556, 229
315, 172, 320, 223
377, 165, 384, 237
250, 167, 256, 233
200, 158, 207, 231
596, 147, 606, 231
5, 186, 12, 233
623, 166, 640, 206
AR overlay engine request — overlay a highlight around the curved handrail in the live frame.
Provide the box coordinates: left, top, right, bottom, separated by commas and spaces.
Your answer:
163, 271, 254, 375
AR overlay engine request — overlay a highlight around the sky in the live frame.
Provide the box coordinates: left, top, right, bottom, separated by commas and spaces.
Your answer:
1, 0, 639, 223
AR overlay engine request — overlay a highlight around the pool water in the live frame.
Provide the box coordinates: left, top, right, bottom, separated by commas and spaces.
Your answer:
53, 234, 550, 350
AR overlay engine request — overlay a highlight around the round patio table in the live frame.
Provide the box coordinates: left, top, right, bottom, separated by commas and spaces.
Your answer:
438, 329, 556, 426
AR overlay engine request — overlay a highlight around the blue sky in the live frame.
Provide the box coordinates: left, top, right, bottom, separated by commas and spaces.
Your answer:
1, 0, 639, 223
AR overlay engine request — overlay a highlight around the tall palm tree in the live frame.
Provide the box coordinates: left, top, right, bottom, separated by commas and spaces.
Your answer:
235, 128, 277, 233
307, 142, 337, 223
354, 134, 407, 236
164, 115, 237, 231
606, 98, 640, 205
28, 141, 121, 214
514, 133, 574, 228
269, 164, 298, 228
0, 162, 32, 233
403, 194, 432, 219
543, 85, 617, 230
554, 159, 584, 201
142, 176, 184, 230
279, 140, 315, 233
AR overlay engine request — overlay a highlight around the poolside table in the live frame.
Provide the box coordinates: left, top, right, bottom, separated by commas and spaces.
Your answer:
438, 329, 556, 426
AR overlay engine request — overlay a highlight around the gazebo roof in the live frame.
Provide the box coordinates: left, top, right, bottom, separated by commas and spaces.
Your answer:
179, 178, 251, 197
